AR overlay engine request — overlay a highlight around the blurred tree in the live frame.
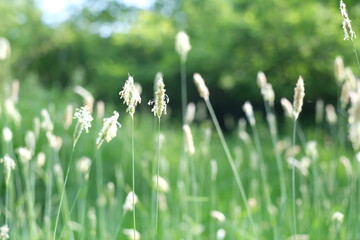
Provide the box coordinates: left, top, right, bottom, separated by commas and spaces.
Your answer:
1, 0, 360, 119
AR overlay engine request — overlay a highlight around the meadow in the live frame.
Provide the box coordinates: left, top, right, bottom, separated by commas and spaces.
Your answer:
1, 1, 360, 240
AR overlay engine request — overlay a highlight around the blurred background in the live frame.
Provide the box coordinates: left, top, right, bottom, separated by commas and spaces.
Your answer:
1, 0, 359, 123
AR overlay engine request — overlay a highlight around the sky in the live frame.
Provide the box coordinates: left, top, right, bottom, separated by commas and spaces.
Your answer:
37, 0, 154, 25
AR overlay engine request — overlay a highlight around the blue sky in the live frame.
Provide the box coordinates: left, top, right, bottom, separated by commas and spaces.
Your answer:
37, 0, 154, 25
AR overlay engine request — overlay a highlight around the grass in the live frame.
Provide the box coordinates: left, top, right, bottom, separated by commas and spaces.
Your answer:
0, 72, 356, 240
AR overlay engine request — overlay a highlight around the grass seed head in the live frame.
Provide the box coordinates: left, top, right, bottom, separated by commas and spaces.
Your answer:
119, 75, 141, 119
183, 124, 196, 155
340, 0, 356, 40
73, 106, 93, 145
175, 31, 191, 63
0, 155, 16, 185
293, 76, 305, 120
123, 191, 138, 212
123, 228, 141, 240
193, 73, 210, 100
0, 224, 9, 240
242, 101, 256, 127
2, 127, 12, 143
332, 211, 344, 223
325, 104, 337, 125
185, 102, 196, 124
152, 175, 170, 193
256, 71, 267, 89
148, 74, 169, 118
96, 111, 121, 149
40, 109, 54, 133
211, 210, 226, 222
0, 37, 11, 61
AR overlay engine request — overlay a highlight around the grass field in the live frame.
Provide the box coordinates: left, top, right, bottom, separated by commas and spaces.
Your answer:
0, 66, 358, 240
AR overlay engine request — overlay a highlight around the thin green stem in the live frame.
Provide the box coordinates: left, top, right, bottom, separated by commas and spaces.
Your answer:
204, 98, 255, 232
351, 40, 360, 78
251, 124, 277, 238
96, 150, 104, 238
53, 143, 75, 240
155, 118, 161, 239
131, 117, 136, 239
264, 102, 286, 238
181, 61, 187, 123
5, 181, 9, 225
291, 119, 298, 237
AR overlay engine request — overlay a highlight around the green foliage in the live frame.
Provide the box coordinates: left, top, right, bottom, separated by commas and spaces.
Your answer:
1, 0, 360, 116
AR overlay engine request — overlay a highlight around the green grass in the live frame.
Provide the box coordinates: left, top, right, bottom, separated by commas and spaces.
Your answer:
0, 73, 357, 240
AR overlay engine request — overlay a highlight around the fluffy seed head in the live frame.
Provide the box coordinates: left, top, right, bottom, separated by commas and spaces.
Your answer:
5, 99, 21, 126
183, 124, 196, 155
326, 104, 337, 125
152, 175, 170, 193
2, 127, 12, 142
340, 0, 356, 40
185, 102, 196, 124
293, 76, 305, 120
76, 156, 91, 178
281, 98, 294, 119
123, 191, 138, 212
256, 71, 267, 89
36, 152, 46, 168
123, 228, 141, 240
216, 228, 226, 240
0, 224, 9, 240
16, 147, 33, 164
261, 83, 275, 107
96, 111, 121, 149
46, 132, 63, 151
40, 109, 54, 133
332, 211, 344, 223
242, 101, 256, 127
119, 75, 141, 119
0, 37, 11, 61
148, 74, 169, 118
211, 210, 226, 222
73, 106, 93, 145
175, 31, 191, 63
0, 155, 16, 185
193, 73, 210, 100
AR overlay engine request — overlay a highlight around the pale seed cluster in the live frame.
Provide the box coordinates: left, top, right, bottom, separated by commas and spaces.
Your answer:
175, 31, 191, 63
73, 106, 93, 145
148, 74, 169, 119
193, 73, 210, 100
293, 76, 305, 120
257, 72, 275, 106
0, 155, 16, 185
340, 0, 356, 40
243, 101, 256, 127
96, 111, 121, 149
119, 75, 141, 119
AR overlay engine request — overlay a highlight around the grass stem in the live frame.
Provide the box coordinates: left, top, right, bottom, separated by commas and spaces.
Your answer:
204, 98, 255, 232
53, 143, 75, 240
